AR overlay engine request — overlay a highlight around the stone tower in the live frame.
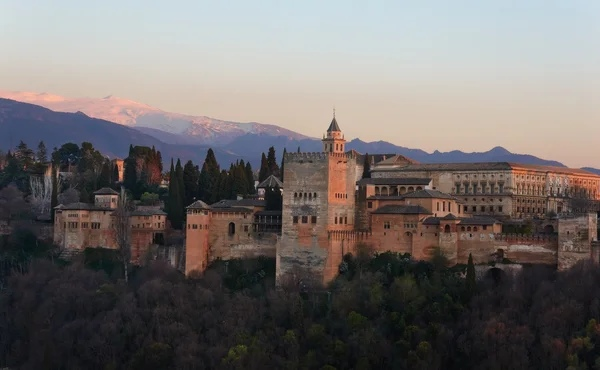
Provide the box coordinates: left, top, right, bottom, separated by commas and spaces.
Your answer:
184, 200, 211, 275
278, 113, 358, 284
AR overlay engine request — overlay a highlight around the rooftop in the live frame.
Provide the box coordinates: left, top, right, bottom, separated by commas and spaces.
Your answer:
211, 198, 266, 208
93, 187, 119, 195
187, 200, 211, 209
402, 189, 456, 200
131, 209, 167, 216
371, 161, 600, 177
327, 116, 341, 132
56, 202, 112, 211
422, 215, 500, 226
372, 204, 432, 215
257, 175, 283, 189
357, 177, 432, 186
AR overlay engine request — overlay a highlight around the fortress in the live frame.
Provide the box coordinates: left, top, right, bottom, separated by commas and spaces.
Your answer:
185, 115, 600, 284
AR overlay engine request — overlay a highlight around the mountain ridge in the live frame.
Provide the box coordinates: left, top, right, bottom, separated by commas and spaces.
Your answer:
0, 95, 598, 174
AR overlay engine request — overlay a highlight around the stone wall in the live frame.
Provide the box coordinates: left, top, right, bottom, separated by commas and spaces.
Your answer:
557, 213, 598, 270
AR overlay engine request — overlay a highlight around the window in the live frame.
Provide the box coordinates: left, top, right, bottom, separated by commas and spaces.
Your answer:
301, 216, 308, 223
461, 226, 465, 231
192, 224, 198, 229
498, 206, 503, 212
293, 216, 298, 224
384, 221, 391, 229
344, 216, 348, 224
228, 222, 235, 235
81, 222, 89, 229
91, 222, 101, 229
480, 206, 485, 212
334, 217, 338, 224
464, 205, 468, 213
368, 201, 373, 209
437, 202, 440, 211
473, 227, 478, 231
443, 202, 446, 212
472, 206, 476, 212
244, 225, 249, 232
483, 225, 487, 230
311, 216, 317, 224
444, 224, 451, 233
489, 206, 493, 212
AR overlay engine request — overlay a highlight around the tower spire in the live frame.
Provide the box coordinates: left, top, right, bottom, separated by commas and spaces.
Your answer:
333, 106, 335, 119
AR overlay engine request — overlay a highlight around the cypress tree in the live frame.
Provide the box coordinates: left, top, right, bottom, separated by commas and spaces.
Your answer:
362, 153, 371, 179
123, 146, 137, 192
266, 146, 280, 178
280, 148, 287, 182
112, 163, 120, 183
167, 159, 177, 227
50, 162, 58, 221
174, 159, 185, 228
245, 162, 255, 194
466, 253, 476, 296
258, 153, 269, 183
183, 160, 200, 206
98, 160, 112, 189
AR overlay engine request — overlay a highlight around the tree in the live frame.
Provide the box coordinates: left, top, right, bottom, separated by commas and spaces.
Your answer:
112, 163, 120, 184
112, 187, 133, 282
97, 160, 112, 189
182, 160, 200, 206
258, 153, 269, 183
362, 153, 371, 179
58, 187, 80, 205
466, 253, 476, 297
266, 146, 280, 178
280, 148, 287, 182
0, 184, 29, 225
123, 146, 138, 193
29, 175, 53, 217
14, 141, 34, 169
245, 162, 255, 194
50, 163, 59, 221
198, 149, 221, 203
36, 141, 48, 163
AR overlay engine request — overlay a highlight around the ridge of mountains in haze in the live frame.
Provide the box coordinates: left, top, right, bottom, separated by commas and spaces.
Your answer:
0, 91, 598, 175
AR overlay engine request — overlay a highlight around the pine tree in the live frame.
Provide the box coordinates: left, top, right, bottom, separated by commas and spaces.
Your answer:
198, 149, 221, 204
245, 162, 255, 194
297, 146, 301, 153
231, 161, 248, 197
174, 159, 185, 228
280, 148, 287, 182
362, 153, 371, 179
258, 153, 269, 183
466, 253, 476, 296
36, 141, 48, 163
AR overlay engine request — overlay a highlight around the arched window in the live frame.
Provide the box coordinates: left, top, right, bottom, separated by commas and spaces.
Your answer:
467, 226, 472, 231
313, 192, 317, 198
444, 224, 451, 233
228, 222, 235, 236
408, 187, 414, 192
461, 226, 465, 231
294, 192, 297, 198
473, 226, 478, 231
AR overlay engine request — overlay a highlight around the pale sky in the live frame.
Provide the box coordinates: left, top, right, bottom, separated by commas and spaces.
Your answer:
1, 1, 599, 167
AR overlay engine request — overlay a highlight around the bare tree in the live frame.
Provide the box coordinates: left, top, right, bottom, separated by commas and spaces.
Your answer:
29, 174, 56, 217
112, 187, 133, 282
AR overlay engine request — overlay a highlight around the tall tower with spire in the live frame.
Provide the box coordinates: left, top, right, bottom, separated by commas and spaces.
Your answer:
322, 109, 346, 153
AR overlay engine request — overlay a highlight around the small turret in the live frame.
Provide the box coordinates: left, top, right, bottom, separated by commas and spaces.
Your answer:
322, 109, 346, 153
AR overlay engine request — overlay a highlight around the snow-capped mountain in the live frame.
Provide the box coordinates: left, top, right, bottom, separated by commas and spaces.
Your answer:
0, 90, 311, 145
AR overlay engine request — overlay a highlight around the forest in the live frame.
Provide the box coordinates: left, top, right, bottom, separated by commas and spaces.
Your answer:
1, 230, 600, 369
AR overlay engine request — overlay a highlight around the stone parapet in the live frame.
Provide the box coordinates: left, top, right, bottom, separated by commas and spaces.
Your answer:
328, 230, 372, 241
494, 233, 557, 243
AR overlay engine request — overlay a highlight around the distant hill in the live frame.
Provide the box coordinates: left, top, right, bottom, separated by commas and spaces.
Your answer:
0, 98, 241, 166
0, 90, 311, 146
1, 97, 598, 174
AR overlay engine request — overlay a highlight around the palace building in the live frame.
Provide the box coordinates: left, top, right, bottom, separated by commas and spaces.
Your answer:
184, 114, 600, 284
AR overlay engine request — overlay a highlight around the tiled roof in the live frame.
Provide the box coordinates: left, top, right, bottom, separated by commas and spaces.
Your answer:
257, 175, 283, 189
93, 187, 119, 195
357, 177, 431, 186
131, 209, 167, 216
210, 199, 266, 208
371, 161, 600, 177
254, 210, 282, 216
366, 196, 406, 200
327, 117, 341, 132
187, 200, 211, 209
375, 155, 420, 166
210, 206, 253, 214
422, 216, 500, 226
57, 202, 111, 211
372, 204, 432, 215
402, 189, 456, 200
442, 213, 459, 220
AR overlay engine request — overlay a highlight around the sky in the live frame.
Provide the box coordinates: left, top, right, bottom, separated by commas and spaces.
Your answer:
1, 1, 599, 167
